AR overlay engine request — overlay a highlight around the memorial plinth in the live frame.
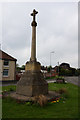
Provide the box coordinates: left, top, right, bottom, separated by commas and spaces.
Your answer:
16, 9, 48, 96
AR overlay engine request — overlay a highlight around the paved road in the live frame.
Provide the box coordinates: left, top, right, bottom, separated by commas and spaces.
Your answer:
1, 76, 80, 86
1, 83, 17, 86
47, 76, 80, 86
0, 81, 17, 86
64, 76, 80, 86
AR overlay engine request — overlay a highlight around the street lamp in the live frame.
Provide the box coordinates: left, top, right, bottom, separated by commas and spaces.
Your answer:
58, 62, 59, 76
50, 51, 54, 77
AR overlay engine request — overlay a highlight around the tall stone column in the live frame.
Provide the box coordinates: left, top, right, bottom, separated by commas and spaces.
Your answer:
25, 9, 40, 71
16, 9, 48, 96
31, 26, 36, 61
30, 9, 38, 62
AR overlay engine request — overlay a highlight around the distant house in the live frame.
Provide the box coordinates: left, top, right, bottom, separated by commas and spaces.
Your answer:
0, 50, 17, 81
52, 63, 70, 76
60, 63, 70, 70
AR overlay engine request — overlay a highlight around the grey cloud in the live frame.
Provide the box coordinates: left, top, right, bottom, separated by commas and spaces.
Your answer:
1, 2, 78, 68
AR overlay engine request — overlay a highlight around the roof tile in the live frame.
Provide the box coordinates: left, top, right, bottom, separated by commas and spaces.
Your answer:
0, 50, 17, 61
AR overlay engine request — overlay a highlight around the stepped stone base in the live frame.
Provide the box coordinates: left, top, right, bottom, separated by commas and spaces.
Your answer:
10, 91, 60, 102
16, 62, 48, 96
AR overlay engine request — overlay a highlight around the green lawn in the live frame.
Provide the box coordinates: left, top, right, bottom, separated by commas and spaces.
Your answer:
2, 83, 79, 118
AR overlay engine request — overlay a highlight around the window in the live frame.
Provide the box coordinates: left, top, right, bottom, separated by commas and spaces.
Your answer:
4, 60, 9, 66
3, 69, 9, 77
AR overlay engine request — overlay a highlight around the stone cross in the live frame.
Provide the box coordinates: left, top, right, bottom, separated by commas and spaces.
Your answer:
30, 9, 38, 62
31, 9, 38, 22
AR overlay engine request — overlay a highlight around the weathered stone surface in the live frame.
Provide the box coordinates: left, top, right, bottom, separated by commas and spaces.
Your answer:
16, 69, 48, 96
10, 91, 60, 102
25, 61, 41, 71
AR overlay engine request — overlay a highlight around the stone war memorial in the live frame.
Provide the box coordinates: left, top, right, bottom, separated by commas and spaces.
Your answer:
16, 9, 48, 97
10, 9, 59, 101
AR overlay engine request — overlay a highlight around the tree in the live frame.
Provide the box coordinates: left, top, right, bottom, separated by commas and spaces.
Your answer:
16, 64, 25, 72
20, 65, 25, 70
16, 64, 20, 72
59, 68, 72, 76
47, 66, 52, 73
59, 68, 66, 76
75, 69, 80, 76
16, 64, 19, 67
69, 68, 76, 76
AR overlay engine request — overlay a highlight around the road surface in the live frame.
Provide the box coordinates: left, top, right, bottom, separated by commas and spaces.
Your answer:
1, 76, 80, 86
64, 76, 79, 86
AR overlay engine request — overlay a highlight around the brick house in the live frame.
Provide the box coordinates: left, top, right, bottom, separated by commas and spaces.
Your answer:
0, 50, 17, 81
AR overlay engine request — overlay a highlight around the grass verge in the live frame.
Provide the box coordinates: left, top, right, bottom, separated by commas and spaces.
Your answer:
2, 83, 79, 118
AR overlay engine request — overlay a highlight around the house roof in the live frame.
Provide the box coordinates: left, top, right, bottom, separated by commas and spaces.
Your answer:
60, 63, 70, 67
0, 50, 17, 61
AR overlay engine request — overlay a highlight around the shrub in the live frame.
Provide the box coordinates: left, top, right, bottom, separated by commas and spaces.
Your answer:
57, 88, 69, 98
25, 101, 31, 105
33, 94, 48, 107
58, 88, 68, 94
9, 88, 14, 91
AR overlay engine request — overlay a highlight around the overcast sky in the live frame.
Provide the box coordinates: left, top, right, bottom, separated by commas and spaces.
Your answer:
0, 2, 78, 68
